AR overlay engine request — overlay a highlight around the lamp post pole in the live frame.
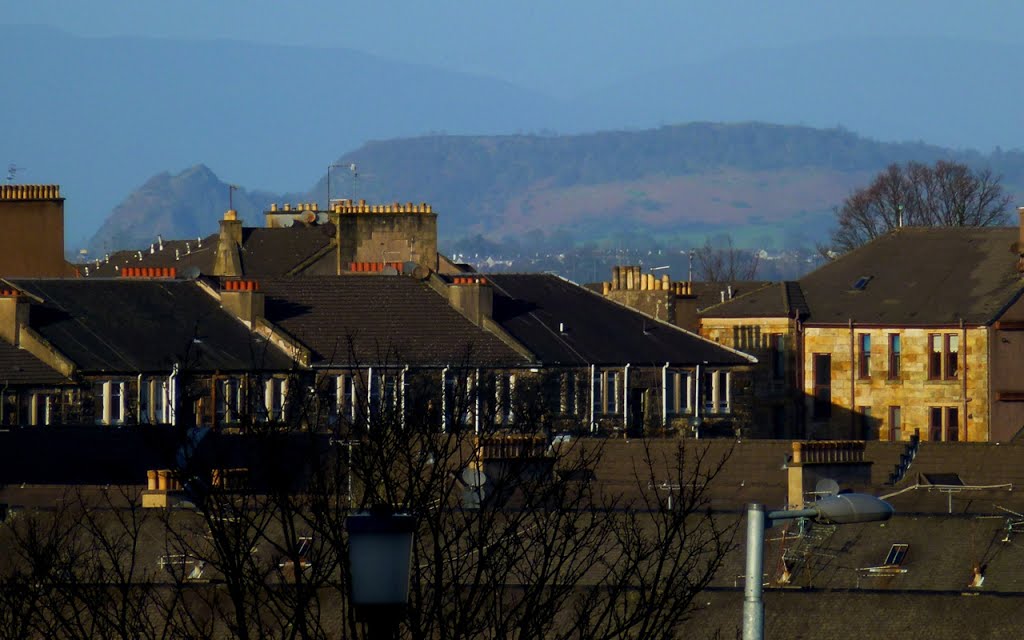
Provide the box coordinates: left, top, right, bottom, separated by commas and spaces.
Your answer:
347, 506, 416, 640
742, 494, 894, 640
742, 504, 766, 640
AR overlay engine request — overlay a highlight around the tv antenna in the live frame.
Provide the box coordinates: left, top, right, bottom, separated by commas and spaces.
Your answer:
228, 184, 239, 210
7, 164, 24, 182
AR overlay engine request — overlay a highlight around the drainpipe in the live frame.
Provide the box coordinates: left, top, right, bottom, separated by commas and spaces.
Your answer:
695, 364, 701, 423
662, 362, 670, 428
168, 363, 178, 427
137, 374, 143, 424
589, 364, 596, 433
623, 363, 631, 431
440, 366, 449, 432
366, 366, 373, 430
961, 318, 967, 441
474, 368, 480, 435
401, 365, 409, 430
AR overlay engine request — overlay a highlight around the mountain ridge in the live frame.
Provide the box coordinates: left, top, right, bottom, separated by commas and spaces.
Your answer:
85, 122, 1024, 255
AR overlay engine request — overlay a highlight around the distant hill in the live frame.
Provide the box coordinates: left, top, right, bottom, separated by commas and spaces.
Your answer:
87, 122, 1024, 255
8, 26, 1024, 249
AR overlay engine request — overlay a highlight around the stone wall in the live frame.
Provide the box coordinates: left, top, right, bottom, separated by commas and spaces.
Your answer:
802, 326, 988, 442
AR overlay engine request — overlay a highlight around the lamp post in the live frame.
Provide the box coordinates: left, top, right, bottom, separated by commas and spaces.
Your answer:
742, 493, 894, 640
346, 506, 416, 640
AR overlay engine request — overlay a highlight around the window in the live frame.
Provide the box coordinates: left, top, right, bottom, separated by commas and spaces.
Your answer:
857, 333, 871, 379
494, 372, 516, 425
29, 392, 58, 426
697, 369, 731, 414
946, 407, 959, 442
883, 543, 909, 566
887, 334, 901, 379
139, 377, 168, 424
94, 381, 127, 425
929, 333, 960, 380
560, 372, 579, 416
929, 406, 960, 441
264, 377, 287, 422
444, 369, 476, 430
929, 407, 942, 441
769, 334, 785, 381
858, 406, 873, 439
812, 354, 831, 419
664, 370, 692, 415
888, 406, 901, 442
851, 276, 872, 291
333, 374, 355, 423
594, 370, 620, 415
215, 377, 242, 425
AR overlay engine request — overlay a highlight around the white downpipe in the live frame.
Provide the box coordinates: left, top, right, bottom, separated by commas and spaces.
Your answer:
623, 363, 631, 429
589, 364, 597, 433
474, 369, 481, 434
366, 366, 374, 429
695, 364, 701, 421
168, 364, 178, 426
441, 366, 449, 432
401, 365, 409, 429
662, 362, 670, 427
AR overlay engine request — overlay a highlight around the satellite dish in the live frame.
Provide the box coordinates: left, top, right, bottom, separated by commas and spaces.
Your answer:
461, 466, 488, 489
181, 265, 201, 280
815, 478, 840, 497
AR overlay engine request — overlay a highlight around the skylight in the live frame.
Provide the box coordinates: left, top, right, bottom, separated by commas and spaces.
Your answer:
851, 276, 872, 291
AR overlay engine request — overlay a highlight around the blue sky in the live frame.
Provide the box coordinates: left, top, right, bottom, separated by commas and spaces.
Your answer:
5, 1, 1023, 96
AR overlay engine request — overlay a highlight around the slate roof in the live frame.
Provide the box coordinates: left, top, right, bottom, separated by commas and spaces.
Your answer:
257, 276, 530, 368
9, 279, 294, 373
0, 340, 70, 385
699, 280, 808, 318
701, 227, 1024, 325
82, 234, 217, 277
80, 226, 334, 278
486, 274, 754, 367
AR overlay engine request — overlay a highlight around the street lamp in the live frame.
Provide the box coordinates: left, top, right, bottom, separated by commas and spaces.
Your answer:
742, 493, 894, 640
347, 506, 416, 640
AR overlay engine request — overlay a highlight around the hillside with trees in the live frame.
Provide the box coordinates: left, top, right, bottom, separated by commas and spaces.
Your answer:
87, 122, 1024, 258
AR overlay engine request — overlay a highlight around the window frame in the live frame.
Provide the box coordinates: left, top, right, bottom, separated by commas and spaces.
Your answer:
812, 354, 832, 420
857, 333, 871, 380
887, 334, 901, 380
928, 332, 960, 380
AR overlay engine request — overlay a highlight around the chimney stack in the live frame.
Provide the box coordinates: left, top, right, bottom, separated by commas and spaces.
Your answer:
213, 210, 243, 277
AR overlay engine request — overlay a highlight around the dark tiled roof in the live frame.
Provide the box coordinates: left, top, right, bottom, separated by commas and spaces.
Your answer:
700, 281, 802, 318
486, 274, 753, 367
237, 227, 334, 276
0, 340, 70, 385
80, 226, 334, 279
81, 235, 217, 277
10, 279, 294, 373
689, 280, 773, 312
701, 227, 1024, 325
258, 276, 530, 368
801, 227, 1024, 325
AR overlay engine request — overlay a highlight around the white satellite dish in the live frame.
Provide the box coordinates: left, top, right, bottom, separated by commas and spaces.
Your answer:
815, 478, 841, 497
461, 466, 488, 489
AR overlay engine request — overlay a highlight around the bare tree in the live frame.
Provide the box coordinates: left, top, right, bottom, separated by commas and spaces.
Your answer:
693, 235, 760, 283
828, 160, 1012, 253
0, 344, 738, 639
